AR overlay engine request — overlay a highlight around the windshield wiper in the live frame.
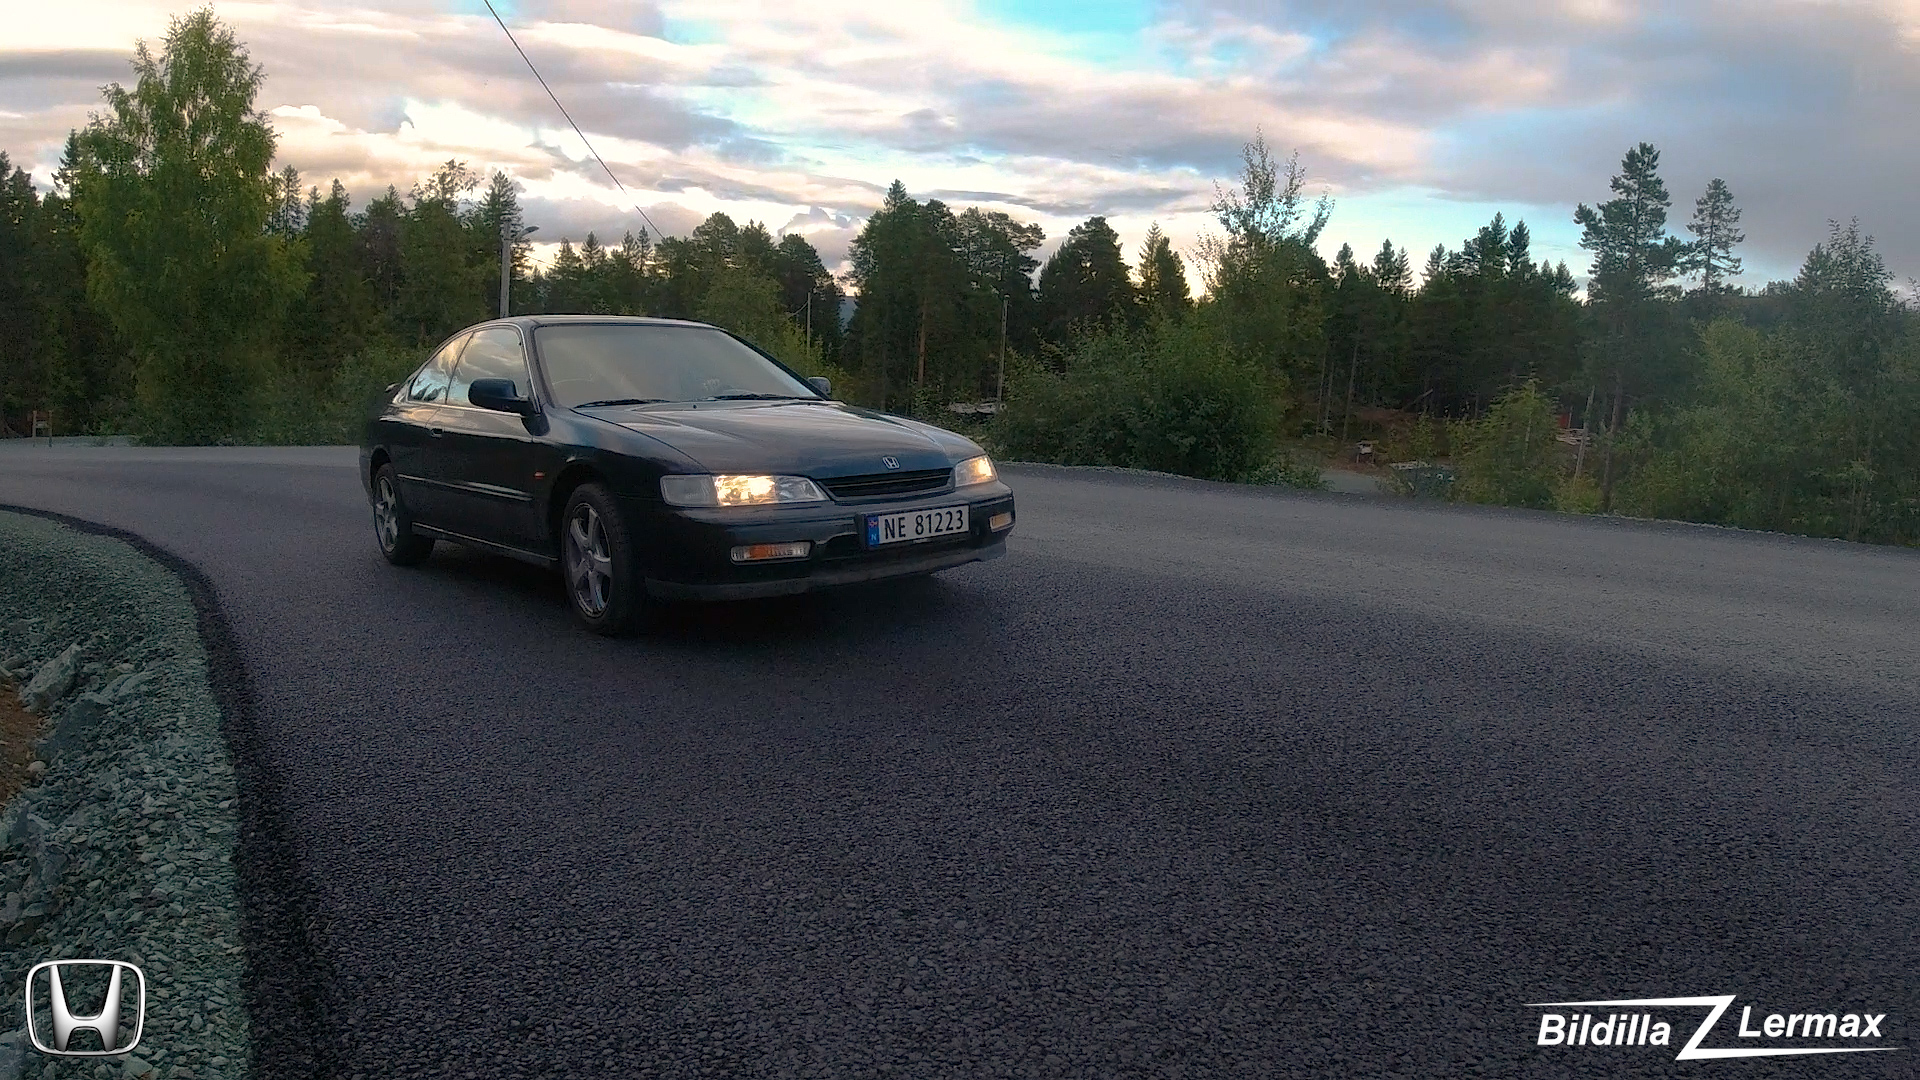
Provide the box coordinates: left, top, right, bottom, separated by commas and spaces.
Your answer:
705, 393, 810, 401
575, 398, 668, 408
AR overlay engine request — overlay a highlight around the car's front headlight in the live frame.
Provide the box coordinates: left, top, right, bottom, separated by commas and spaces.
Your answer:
660, 474, 827, 507
954, 454, 997, 487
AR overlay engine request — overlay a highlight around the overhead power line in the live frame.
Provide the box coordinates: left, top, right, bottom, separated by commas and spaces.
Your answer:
481, 0, 667, 241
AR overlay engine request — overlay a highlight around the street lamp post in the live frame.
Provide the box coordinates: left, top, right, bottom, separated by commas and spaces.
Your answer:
500, 222, 538, 317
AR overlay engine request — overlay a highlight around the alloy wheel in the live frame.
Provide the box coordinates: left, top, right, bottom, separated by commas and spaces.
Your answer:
374, 475, 400, 551
565, 503, 615, 616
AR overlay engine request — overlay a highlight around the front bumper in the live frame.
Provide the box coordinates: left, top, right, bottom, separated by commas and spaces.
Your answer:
631, 481, 1015, 602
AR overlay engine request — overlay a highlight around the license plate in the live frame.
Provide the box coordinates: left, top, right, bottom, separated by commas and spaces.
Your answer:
867, 505, 969, 547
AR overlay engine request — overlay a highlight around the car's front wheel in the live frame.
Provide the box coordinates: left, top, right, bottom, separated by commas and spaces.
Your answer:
372, 464, 434, 566
561, 483, 653, 635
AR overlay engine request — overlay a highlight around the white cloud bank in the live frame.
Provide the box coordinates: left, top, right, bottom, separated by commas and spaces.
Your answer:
3, 0, 1916, 285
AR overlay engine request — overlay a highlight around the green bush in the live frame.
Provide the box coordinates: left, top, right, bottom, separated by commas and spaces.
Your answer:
252, 340, 421, 445
1446, 381, 1566, 508
1552, 473, 1603, 513
995, 319, 1285, 481
1245, 451, 1329, 490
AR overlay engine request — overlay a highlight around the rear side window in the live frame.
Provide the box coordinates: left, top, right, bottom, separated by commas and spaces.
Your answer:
407, 334, 467, 403
448, 328, 530, 406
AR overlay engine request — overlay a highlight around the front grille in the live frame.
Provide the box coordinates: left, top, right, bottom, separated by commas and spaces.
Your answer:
818, 468, 951, 500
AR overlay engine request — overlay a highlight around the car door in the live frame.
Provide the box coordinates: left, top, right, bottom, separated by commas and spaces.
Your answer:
438, 326, 545, 549
385, 333, 469, 528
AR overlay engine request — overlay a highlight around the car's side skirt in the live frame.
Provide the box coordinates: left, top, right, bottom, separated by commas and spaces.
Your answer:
413, 523, 558, 569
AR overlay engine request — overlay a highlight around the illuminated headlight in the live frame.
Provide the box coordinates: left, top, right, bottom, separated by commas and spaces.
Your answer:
954, 455, 997, 487
660, 474, 827, 507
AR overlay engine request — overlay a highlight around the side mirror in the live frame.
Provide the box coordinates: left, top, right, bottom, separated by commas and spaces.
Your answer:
469, 378, 537, 416
807, 376, 832, 397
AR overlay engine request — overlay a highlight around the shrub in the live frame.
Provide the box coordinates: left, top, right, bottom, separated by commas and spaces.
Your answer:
252, 340, 421, 445
1245, 452, 1329, 490
995, 319, 1285, 481
1552, 473, 1603, 514
1446, 381, 1566, 508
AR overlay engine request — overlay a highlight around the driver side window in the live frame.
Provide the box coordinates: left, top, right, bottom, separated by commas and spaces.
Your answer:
407, 334, 468, 403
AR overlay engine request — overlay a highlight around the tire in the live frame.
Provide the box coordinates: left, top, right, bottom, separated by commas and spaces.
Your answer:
560, 482, 654, 635
372, 463, 435, 566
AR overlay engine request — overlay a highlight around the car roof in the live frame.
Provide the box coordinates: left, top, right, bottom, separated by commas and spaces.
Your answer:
485, 314, 721, 331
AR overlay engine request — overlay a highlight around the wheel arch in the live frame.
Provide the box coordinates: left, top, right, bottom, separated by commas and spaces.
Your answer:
546, 461, 606, 550
368, 448, 392, 488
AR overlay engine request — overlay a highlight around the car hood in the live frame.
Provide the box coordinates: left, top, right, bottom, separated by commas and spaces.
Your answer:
590, 400, 973, 477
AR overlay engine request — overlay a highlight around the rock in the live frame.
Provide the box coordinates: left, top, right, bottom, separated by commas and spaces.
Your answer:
24, 762, 45, 777
4, 811, 46, 849
19, 644, 81, 712
119, 1055, 156, 1079
35, 698, 107, 762
98, 671, 156, 704
0, 1028, 29, 1080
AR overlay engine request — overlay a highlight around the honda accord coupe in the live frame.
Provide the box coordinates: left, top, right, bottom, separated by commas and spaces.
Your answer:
359, 315, 1015, 634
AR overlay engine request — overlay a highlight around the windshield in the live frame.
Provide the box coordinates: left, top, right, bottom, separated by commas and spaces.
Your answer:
534, 324, 819, 408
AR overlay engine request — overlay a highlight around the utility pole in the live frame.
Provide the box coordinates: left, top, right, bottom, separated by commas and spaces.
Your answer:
500, 220, 538, 317
806, 286, 814, 352
996, 293, 1008, 411
1573, 384, 1596, 477
1340, 340, 1359, 444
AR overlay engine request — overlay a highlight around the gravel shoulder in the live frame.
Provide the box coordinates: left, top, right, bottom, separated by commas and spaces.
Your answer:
0, 512, 248, 1080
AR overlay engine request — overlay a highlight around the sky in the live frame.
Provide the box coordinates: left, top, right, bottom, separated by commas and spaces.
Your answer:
4, 0, 1918, 292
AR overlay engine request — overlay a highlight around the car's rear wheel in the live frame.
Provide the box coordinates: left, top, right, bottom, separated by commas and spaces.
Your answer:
372, 464, 435, 566
561, 483, 653, 635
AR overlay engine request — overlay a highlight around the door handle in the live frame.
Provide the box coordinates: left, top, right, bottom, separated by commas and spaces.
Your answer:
429, 427, 444, 438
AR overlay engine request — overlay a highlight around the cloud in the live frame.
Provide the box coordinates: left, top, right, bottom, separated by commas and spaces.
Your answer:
1176, 0, 1920, 280
1, 0, 1916, 286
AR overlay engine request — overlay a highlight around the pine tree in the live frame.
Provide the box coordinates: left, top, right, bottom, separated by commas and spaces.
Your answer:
395, 160, 486, 343
285, 178, 378, 375
32, 134, 131, 433
606, 229, 653, 315
544, 238, 585, 313
1574, 143, 1687, 306
358, 186, 405, 322
1505, 221, 1534, 277
1573, 142, 1690, 509
954, 206, 1045, 356
0, 152, 41, 426
1680, 177, 1744, 301
267, 164, 305, 237
1371, 240, 1411, 295
469, 170, 527, 318
1134, 223, 1190, 322
1036, 215, 1134, 346
771, 231, 842, 356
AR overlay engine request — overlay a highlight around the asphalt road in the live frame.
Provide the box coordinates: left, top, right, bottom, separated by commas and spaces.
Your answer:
2, 445, 1915, 1079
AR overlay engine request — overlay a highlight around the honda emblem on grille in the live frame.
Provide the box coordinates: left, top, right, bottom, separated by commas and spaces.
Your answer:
882, 456, 900, 470
25, 960, 147, 1056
